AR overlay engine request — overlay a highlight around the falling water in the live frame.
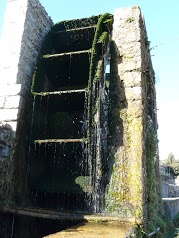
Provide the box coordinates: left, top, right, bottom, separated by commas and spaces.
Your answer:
28, 80, 109, 214
68, 53, 72, 87
44, 95, 49, 138
37, 96, 42, 136
10, 215, 14, 238
27, 95, 37, 206
27, 95, 36, 166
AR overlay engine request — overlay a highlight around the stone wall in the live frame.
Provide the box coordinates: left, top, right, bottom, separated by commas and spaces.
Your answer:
162, 182, 179, 198
161, 176, 179, 220
0, 0, 53, 204
105, 6, 161, 227
163, 198, 179, 220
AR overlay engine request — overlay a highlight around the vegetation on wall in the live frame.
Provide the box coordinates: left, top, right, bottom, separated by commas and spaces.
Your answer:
51, 15, 100, 32
86, 13, 113, 212
104, 40, 129, 216
145, 120, 166, 236
87, 13, 113, 146
144, 71, 172, 236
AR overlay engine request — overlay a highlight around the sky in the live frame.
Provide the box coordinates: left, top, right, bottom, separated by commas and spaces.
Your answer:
0, 0, 179, 160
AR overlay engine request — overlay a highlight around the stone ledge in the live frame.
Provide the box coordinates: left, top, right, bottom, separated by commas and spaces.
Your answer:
163, 197, 179, 201
44, 222, 136, 238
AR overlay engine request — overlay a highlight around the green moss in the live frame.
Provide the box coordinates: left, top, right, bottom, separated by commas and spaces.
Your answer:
105, 117, 144, 217
144, 120, 168, 236
94, 60, 103, 82
51, 15, 100, 32
105, 41, 124, 215
98, 31, 108, 45
86, 13, 113, 172
31, 61, 45, 93
103, 18, 113, 30
87, 12, 113, 129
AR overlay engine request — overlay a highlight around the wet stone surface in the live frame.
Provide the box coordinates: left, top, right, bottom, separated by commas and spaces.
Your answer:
44, 222, 135, 238
0, 124, 14, 159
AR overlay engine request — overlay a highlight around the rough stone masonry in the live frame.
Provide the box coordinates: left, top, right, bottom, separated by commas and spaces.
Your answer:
105, 6, 160, 222
0, 0, 53, 202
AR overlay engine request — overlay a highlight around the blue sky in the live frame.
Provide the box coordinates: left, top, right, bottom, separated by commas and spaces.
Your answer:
0, 0, 179, 160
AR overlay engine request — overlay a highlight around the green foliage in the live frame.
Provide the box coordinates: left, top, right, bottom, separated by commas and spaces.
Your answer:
98, 31, 108, 44
145, 36, 151, 47
166, 153, 176, 164
162, 153, 179, 176
144, 130, 177, 237
51, 15, 100, 32
130, 228, 143, 238
88, 13, 113, 87
170, 161, 179, 176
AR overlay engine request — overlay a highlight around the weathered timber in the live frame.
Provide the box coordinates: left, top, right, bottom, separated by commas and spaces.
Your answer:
0, 207, 143, 225
43, 49, 91, 59
53, 25, 96, 33
34, 89, 86, 96
34, 138, 88, 144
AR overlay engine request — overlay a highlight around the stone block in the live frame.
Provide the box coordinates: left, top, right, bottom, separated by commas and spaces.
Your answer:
122, 71, 142, 88
115, 42, 141, 61
113, 7, 141, 45
119, 59, 141, 72
113, 23, 141, 44
0, 67, 19, 84
125, 86, 142, 101
0, 84, 21, 96
4, 95, 24, 109
0, 97, 5, 108
127, 100, 143, 117
0, 108, 19, 121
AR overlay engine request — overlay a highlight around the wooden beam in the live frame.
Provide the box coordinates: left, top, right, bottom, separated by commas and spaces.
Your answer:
0, 207, 143, 225
34, 89, 86, 97
43, 49, 91, 59
34, 138, 88, 144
